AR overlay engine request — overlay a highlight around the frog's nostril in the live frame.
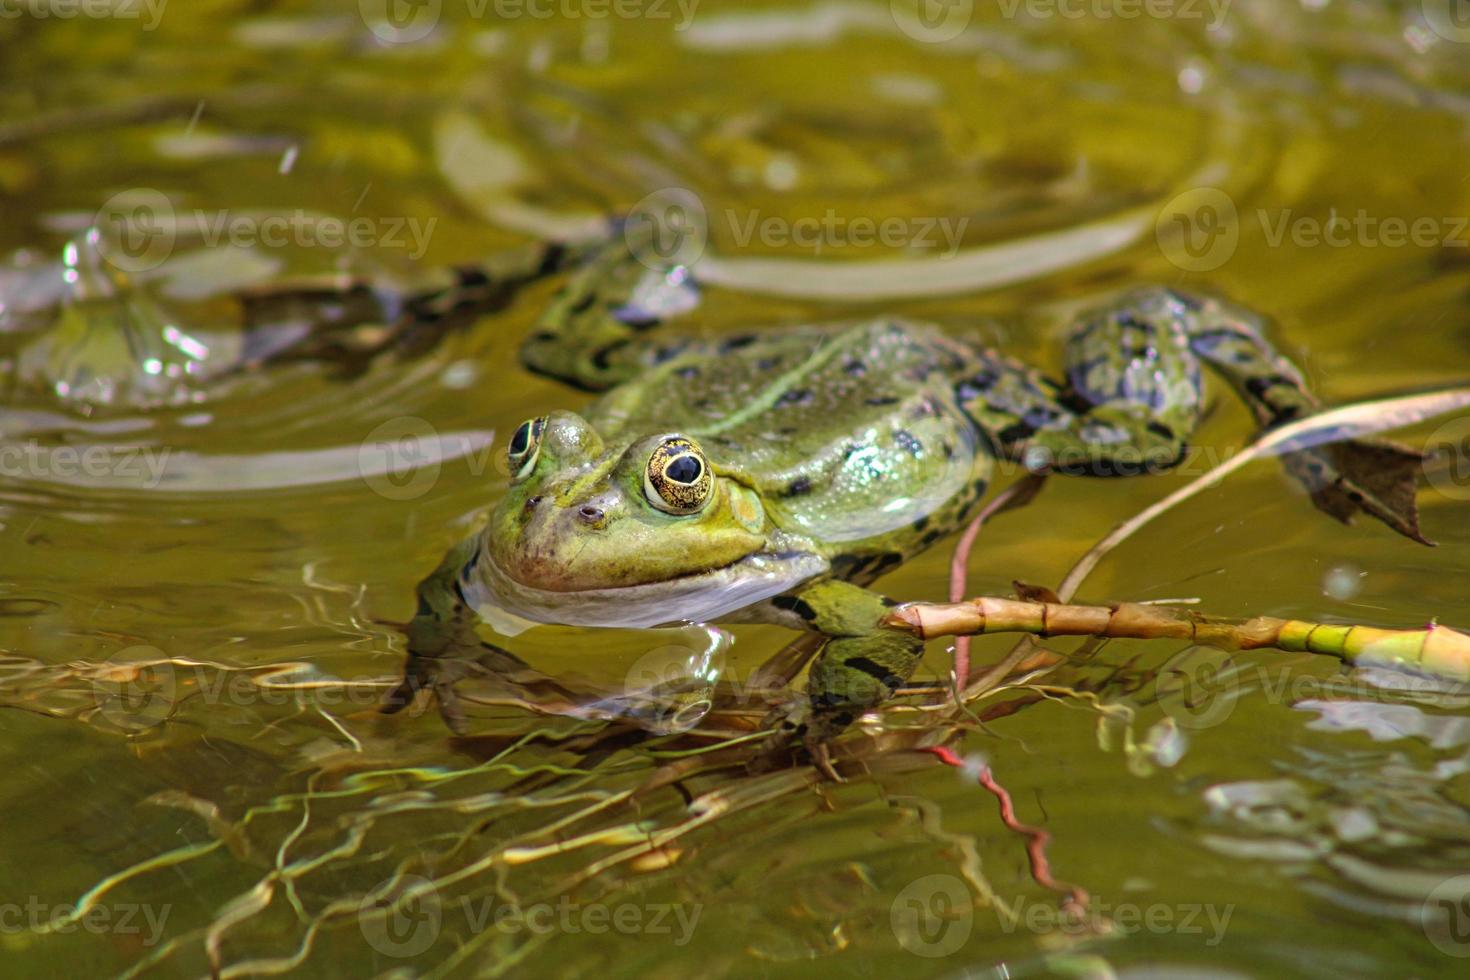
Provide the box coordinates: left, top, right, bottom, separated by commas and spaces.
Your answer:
577, 505, 604, 523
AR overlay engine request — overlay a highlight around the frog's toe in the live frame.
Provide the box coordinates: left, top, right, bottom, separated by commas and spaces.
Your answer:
1284, 438, 1432, 546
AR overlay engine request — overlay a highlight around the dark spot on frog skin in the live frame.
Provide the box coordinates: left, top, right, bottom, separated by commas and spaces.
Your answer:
719, 334, 757, 352
1145, 420, 1176, 441
996, 420, 1034, 444
843, 656, 903, 690
674, 365, 699, 379
534, 242, 568, 276
1245, 375, 1294, 400
864, 552, 904, 579
591, 339, 630, 371
911, 516, 929, 532
779, 389, 814, 406
568, 291, 597, 315
844, 359, 867, 377
653, 344, 686, 364
893, 429, 923, 457
835, 551, 905, 583
1056, 387, 1096, 415
756, 357, 781, 371
865, 395, 900, 406
783, 477, 813, 497
920, 529, 944, 546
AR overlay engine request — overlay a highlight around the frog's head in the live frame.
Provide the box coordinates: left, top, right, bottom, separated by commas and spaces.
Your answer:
486, 411, 770, 593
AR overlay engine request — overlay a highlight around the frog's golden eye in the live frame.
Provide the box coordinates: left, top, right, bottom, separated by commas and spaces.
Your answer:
644, 437, 713, 515
507, 417, 545, 481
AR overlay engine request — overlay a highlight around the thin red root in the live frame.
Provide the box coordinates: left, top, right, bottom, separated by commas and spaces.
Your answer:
924, 745, 1089, 916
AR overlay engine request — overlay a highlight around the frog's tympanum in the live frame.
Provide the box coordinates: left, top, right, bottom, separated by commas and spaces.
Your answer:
396, 229, 1427, 763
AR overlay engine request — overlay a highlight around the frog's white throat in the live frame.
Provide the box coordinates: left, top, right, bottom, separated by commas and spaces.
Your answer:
461, 551, 830, 635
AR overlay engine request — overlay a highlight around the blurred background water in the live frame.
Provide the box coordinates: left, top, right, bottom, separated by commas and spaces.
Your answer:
3, 1, 1470, 976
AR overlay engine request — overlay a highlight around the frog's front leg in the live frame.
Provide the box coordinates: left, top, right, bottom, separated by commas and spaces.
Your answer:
766, 579, 928, 768
386, 535, 558, 732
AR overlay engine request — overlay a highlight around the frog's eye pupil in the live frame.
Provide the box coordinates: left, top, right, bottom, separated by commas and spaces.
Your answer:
507, 417, 545, 482
644, 437, 713, 515
665, 454, 702, 484
509, 422, 532, 455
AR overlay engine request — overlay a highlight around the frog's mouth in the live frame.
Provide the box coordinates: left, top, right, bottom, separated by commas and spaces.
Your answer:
460, 550, 829, 635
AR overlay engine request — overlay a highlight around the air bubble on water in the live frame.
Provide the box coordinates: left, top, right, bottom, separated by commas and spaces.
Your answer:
1177, 61, 1207, 95
764, 154, 799, 192
1322, 564, 1364, 601
1404, 25, 1436, 56
1022, 446, 1051, 473
278, 145, 299, 175
441, 360, 478, 389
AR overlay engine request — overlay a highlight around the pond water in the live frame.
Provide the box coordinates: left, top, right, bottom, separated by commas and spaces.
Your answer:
3, 1, 1470, 976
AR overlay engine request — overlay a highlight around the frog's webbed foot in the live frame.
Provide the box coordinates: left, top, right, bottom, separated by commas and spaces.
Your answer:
1283, 437, 1432, 546
384, 641, 587, 735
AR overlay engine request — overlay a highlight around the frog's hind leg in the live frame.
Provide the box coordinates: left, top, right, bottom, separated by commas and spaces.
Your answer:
1080, 287, 1429, 544
518, 222, 710, 390
958, 287, 1429, 543
1152, 288, 1430, 544
236, 240, 583, 375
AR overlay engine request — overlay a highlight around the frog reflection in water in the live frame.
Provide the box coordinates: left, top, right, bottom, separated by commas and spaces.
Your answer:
388, 229, 1427, 765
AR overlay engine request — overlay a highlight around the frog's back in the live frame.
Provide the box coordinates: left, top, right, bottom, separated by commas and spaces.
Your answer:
587, 319, 993, 562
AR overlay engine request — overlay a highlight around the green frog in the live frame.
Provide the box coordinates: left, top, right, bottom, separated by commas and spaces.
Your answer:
389, 223, 1428, 763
